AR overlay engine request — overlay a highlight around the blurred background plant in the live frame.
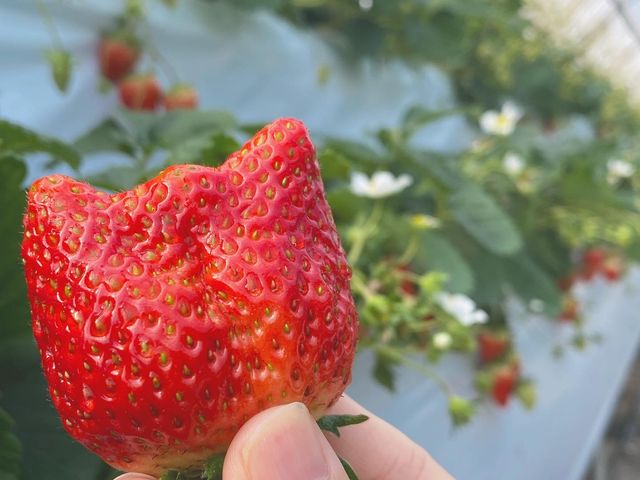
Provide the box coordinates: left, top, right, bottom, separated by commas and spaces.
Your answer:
2, 0, 640, 478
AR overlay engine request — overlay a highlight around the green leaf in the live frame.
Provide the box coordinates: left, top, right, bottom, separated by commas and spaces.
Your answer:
73, 118, 137, 156
0, 157, 29, 340
467, 250, 508, 306
448, 186, 523, 256
0, 407, 21, 479
412, 152, 465, 188
414, 231, 474, 293
401, 106, 459, 140
151, 110, 237, 148
340, 457, 359, 480
166, 132, 240, 167
322, 139, 384, 167
327, 188, 369, 225
372, 351, 397, 391
502, 254, 562, 316
0, 120, 81, 169
198, 133, 241, 166
203, 453, 225, 480
86, 165, 149, 192
318, 148, 352, 181
316, 414, 369, 437
113, 110, 162, 148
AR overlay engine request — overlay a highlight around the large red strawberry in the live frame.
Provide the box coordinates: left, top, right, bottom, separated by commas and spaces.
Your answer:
21, 118, 358, 476
98, 34, 140, 83
477, 330, 509, 363
119, 74, 163, 111
164, 84, 199, 111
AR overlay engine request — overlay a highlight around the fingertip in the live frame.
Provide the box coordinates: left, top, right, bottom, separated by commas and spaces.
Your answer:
223, 402, 347, 480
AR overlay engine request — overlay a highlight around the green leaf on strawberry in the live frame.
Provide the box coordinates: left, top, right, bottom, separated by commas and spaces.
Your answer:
316, 413, 369, 437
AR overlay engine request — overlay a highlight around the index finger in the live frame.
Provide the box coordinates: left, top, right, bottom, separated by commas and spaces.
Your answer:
324, 395, 454, 480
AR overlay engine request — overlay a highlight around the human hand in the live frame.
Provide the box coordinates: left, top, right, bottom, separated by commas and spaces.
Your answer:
115, 395, 453, 480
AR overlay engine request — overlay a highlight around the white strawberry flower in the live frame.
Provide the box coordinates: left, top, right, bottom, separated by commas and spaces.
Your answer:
480, 101, 523, 136
436, 293, 489, 327
606, 159, 635, 185
350, 171, 413, 198
433, 331, 453, 350
503, 152, 526, 176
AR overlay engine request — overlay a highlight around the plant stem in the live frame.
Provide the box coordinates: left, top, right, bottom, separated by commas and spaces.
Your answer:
140, 20, 181, 84
373, 344, 452, 396
348, 202, 383, 265
398, 234, 419, 265
35, 0, 63, 47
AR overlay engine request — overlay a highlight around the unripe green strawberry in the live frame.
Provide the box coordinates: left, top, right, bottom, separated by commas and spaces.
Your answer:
21, 118, 358, 476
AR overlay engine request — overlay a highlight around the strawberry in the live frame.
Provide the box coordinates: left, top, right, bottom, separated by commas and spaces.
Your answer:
21, 118, 358, 476
119, 74, 163, 111
164, 84, 199, 111
602, 256, 623, 281
558, 295, 579, 322
98, 34, 140, 83
396, 264, 416, 296
582, 248, 606, 269
491, 360, 519, 407
477, 330, 509, 363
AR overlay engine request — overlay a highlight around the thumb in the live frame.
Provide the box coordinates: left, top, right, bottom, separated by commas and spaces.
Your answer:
223, 402, 349, 480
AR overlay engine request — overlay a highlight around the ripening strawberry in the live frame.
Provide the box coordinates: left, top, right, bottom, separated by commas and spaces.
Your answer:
164, 84, 198, 111
558, 295, 579, 322
21, 118, 358, 477
98, 34, 140, 83
119, 74, 162, 111
477, 331, 509, 363
602, 256, 624, 281
582, 248, 606, 269
491, 360, 519, 407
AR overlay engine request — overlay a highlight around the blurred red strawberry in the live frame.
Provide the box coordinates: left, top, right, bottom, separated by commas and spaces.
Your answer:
119, 74, 162, 111
602, 256, 623, 281
478, 331, 509, 363
98, 34, 140, 83
583, 248, 606, 269
164, 84, 198, 110
558, 295, 579, 322
491, 359, 520, 407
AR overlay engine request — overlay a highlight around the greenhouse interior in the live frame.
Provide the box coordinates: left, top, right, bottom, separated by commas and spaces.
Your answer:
2, 1, 640, 479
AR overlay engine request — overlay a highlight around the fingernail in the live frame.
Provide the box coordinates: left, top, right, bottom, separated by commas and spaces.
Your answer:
113, 474, 156, 480
242, 402, 332, 480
